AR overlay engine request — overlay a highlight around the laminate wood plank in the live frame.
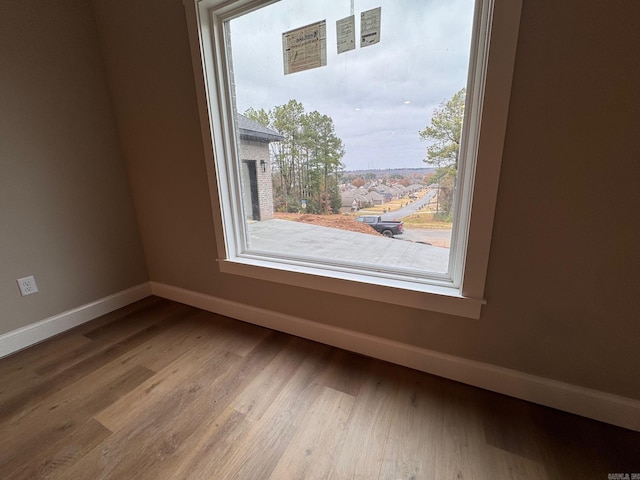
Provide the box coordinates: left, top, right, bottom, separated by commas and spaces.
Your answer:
327, 361, 401, 480
481, 392, 540, 461
167, 407, 254, 480
31, 337, 107, 378
94, 337, 239, 432
112, 308, 271, 374
232, 335, 312, 420
0, 369, 41, 406
0, 332, 92, 380
319, 348, 370, 396
110, 331, 294, 480
377, 368, 443, 480
209, 341, 334, 480
34, 301, 190, 378
268, 386, 355, 480
0, 364, 153, 479
1, 298, 639, 479
483, 445, 548, 480
106, 309, 239, 373
166, 342, 331, 478
56, 350, 242, 480
1, 362, 153, 436
75, 295, 167, 338
0, 297, 162, 374
80, 298, 184, 344
526, 405, 636, 479
474, 391, 548, 479
0, 305, 196, 422
68, 332, 292, 480
7, 418, 112, 480
432, 382, 494, 480
198, 315, 273, 357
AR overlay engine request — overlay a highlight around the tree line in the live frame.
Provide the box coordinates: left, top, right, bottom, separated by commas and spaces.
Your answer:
244, 100, 344, 214
244, 89, 465, 219
419, 87, 465, 220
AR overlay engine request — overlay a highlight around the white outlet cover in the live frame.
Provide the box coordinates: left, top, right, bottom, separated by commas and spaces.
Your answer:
17, 276, 39, 296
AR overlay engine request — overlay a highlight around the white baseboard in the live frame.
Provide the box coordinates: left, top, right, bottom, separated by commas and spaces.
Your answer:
0, 283, 152, 358
151, 281, 640, 432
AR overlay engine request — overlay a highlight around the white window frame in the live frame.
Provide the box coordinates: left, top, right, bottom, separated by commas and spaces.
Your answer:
184, 0, 522, 319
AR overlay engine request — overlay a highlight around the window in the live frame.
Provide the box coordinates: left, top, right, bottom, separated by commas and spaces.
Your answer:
185, 0, 521, 318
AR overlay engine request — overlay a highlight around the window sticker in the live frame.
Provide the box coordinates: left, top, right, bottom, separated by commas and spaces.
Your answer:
282, 20, 327, 75
360, 7, 381, 48
336, 15, 355, 54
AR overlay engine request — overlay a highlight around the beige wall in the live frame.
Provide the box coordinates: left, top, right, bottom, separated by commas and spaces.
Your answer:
9, 0, 636, 401
0, 0, 148, 334
92, 0, 219, 292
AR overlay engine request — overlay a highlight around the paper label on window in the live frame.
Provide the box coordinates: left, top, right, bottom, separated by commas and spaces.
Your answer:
336, 15, 355, 54
282, 20, 327, 75
360, 7, 381, 48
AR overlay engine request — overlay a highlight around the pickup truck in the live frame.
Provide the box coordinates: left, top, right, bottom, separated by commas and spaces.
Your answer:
355, 215, 404, 237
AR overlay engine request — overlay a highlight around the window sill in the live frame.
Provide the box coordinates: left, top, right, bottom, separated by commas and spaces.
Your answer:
218, 256, 485, 319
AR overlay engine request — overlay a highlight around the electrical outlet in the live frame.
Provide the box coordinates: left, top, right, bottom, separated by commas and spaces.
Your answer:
17, 276, 39, 296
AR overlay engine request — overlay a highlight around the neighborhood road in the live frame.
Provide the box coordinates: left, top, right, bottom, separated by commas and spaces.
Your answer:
376, 189, 450, 246
380, 189, 436, 221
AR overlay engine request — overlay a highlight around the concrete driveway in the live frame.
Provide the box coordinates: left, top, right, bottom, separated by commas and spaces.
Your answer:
247, 219, 449, 273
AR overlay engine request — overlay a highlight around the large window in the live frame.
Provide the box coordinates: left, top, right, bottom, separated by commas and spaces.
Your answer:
186, 0, 521, 318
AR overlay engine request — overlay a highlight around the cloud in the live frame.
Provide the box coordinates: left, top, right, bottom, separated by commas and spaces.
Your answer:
230, 0, 474, 170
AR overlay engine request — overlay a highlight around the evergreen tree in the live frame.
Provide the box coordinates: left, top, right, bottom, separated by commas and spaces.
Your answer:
244, 101, 345, 214
419, 88, 465, 218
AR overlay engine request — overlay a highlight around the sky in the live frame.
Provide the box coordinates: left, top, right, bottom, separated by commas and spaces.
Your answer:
229, 0, 475, 171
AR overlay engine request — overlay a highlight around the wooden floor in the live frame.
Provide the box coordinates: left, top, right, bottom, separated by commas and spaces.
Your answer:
1, 297, 638, 479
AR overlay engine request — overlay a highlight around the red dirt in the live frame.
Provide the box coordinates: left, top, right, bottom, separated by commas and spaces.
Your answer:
274, 213, 381, 236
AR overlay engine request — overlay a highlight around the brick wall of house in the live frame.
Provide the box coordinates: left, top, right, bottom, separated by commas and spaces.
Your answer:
239, 139, 274, 220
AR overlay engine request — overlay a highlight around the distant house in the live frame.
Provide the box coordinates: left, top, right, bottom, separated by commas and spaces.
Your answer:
388, 185, 404, 198
340, 190, 370, 213
373, 185, 394, 202
365, 190, 385, 206
237, 114, 283, 221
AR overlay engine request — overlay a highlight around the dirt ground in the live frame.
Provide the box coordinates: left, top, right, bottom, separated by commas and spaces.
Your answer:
274, 213, 380, 236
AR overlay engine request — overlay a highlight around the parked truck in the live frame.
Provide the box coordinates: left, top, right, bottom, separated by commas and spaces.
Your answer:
355, 215, 404, 237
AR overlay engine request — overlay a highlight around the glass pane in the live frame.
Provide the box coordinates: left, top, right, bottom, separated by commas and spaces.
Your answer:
227, 0, 474, 276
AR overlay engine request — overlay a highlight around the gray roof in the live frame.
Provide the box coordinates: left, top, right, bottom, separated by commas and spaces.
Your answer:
237, 114, 284, 143
366, 191, 385, 200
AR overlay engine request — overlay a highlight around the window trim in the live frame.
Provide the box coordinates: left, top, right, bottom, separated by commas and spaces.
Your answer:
184, 0, 522, 319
